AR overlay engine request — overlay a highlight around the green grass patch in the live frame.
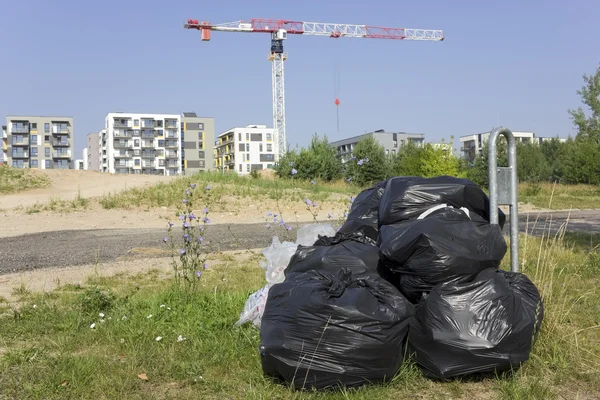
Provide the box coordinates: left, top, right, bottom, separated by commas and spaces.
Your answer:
21, 188, 90, 214
98, 172, 354, 210
519, 182, 600, 210
1, 228, 599, 399
0, 165, 51, 194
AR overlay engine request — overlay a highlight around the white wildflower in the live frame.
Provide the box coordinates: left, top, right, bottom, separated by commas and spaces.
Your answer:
99, 312, 105, 318
155, 336, 162, 342
32, 304, 37, 309
160, 304, 166, 308
177, 335, 186, 342
121, 315, 128, 320
147, 314, 153, 319
120, 338, 125, 344
90, 323, 96, 329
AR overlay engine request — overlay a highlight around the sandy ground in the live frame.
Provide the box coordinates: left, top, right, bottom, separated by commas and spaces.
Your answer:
0, 169, 576, 301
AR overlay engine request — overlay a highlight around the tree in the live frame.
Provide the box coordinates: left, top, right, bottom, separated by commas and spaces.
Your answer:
344, 136, 388, 186
392, 141, 461, 178
569, 64, 600, 144
274, 134, 342, 181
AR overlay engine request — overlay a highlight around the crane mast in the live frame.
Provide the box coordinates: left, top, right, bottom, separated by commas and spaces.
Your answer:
184, 19, 444, 158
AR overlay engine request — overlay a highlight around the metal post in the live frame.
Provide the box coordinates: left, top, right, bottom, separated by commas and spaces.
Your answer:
488, 126, 519, 273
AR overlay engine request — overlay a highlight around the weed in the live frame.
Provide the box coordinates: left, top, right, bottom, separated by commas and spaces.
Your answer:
0, 165, 51, 194
76, 286, 117, 314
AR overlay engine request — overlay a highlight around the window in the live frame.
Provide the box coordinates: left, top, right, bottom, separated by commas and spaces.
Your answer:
31, 135, 37, 144
246, 164, 250, 172
198, 132, 203, 141
198, 123, 204, 130
386, 149, 389, 155
44, 123, 50, 133
134, 119, 139, 127
199, 160, 205, 168
31, 160, 38, 168
13, 160, 23, 168
266, 133, 272, 141
45, 135, 50, 143
45, 160, 51, 168
158, 139, 165, 147
31, 147, 38, 156
45, 147, 51, 157
134, 139, 140, 147
238, 133, 242, 142
250, 133, 262, 141
246, 132, 249, 141
267, 144, 272, 152
135, 159, 141, 166
199, 151, 205, 159
245, 143, 249, 152
245, 153, 250, 161
259, 144, 263, 152
31, 123, 37, 130
239, 164, 242, 172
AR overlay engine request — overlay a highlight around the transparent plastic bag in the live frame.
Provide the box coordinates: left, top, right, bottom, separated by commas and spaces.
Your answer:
235, 223, 335, 328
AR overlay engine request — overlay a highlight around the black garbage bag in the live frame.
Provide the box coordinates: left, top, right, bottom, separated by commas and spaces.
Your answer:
260, 268, 414, 390
379, 207, 507, 303
337, 180, 387, 241
378, 176, 506, 228
285, 234, 380, 279
408, 268, 544, 380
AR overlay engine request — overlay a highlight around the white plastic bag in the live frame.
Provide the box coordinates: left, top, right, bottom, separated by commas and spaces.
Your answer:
235, 223, 336, 328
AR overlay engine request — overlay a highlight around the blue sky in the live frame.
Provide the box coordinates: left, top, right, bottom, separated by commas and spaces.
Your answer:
1, 0, 599, 158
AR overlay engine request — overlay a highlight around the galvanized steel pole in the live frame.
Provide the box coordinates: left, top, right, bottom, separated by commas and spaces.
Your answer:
488, 127, 519, 273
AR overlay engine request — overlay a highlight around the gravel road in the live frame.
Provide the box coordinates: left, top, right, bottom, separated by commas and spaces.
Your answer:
1, 210, 599, 274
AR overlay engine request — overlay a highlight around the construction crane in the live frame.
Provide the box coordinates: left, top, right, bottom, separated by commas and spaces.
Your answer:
184, 18, 444, 156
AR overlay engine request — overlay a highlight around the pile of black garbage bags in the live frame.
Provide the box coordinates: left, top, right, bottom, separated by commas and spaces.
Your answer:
258, 176, 544, 390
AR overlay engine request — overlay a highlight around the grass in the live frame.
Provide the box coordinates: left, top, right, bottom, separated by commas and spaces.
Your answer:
0, 165, 51, 194
519, 182, 600, 210
20, 188, 90, 214
1, 220, 599, 399
97, 172, 354, 211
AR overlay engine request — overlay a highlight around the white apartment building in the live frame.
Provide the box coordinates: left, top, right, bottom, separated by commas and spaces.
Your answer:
459, 130, 566, 164
103, 113, 182, 175
214, 124, 278, 175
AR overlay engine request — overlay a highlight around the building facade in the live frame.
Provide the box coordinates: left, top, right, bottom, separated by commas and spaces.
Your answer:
3, 116, 74, 169
86, 131, 99, 171
214, 125, 278, 174
459, 131, 567, 164
181, 112, 215, 175
103, 113, 182, 175
330, 129, 425, 163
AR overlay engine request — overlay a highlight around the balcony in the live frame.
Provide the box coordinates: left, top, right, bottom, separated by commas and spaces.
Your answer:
113, 141, 133, 148
52, 139, 70, 147
165, 151, 178, 159
141, 121, 155, 129
142, 141, 154, 148
12, 152, 29, 158
115, 162, 133, 168
52, 126, 70, 135
142, 160, 155, 168
11, 126, 29, 134
52, 151, 71, 159
113, 121, 131, 128
142, 131, 155, 138
165, 130, 178, 139
12, 138, 30, 146
114, 151, 133, 158
165, 141, 178, 148
165, 121, 178, 129
142, 151, 155, 158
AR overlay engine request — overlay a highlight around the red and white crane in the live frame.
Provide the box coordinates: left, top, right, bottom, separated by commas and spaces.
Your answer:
184, 18, 444, 156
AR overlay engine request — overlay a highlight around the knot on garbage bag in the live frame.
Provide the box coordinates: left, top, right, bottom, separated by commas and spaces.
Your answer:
326, 268, 354, 297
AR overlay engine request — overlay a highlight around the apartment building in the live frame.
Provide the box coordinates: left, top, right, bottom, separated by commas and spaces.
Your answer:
1, 125, 6, 165
3, 116, 74, 169
214, 125, 278, 174
459, 130, 567, 164
103, 113, 182, 175
181, 112, 214, 174
86, 132, 99, 171
330, 129, 425, 163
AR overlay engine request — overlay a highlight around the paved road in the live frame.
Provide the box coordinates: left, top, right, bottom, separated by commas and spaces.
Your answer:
1, 210, 599, 274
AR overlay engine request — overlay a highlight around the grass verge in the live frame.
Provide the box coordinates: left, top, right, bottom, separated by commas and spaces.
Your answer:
0, 165, 51, 194
1, 220, 599, 399
519, 182, 600, 210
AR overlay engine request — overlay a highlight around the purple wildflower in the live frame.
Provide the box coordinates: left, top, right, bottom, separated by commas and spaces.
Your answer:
203, 263, 208, 270
291, 168, 298, 175
205, 185, 211, 190
179, 214, 185, 221
198, 236, 203, 244
183, 222, 190, 229
347, 177, 352, 182
202, 207, 209, 214
327, 214, 333, 219
310, 180, 315, 185
273, 213, 278, 218
199, 226, 204, 231
182, 198, 187, 204
196, 271, 202, 278
203, 217, 210, 224
285, 225, 292, 231
305, 198, 311, 206
279, 219, 285, 226
188, 212, 196, 220
312, 201, 317, 207
190, 183, 196, 189
168, 222, 174, 228
180, 249, 186, 255
266, 223, 271, 229
183, 233, 189, 242
357, 159, 364, 166
163, 237, 168, 243
185, 190, 190, 196
266, 211, 272, 217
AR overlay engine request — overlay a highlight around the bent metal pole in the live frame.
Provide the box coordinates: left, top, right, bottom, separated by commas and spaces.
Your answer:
488, 126, 519, 273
